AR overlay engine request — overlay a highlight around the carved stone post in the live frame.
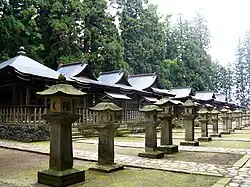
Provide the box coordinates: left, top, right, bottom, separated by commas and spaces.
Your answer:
89, 100, 124, 172
227, 110, 234, 132
155, 98, 181, 154
198, 107, 212, 141
210, 108, 221, 137
37, 84, 86, 187
138, 105, 164, 158
180, 99, 199, 146
221, 108, 230, 134
233, 109, 243, 130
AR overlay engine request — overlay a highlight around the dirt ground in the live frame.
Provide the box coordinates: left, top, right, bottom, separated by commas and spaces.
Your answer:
0, 148, 220, 187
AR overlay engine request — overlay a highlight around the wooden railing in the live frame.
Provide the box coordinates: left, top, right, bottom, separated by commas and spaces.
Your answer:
0, 106, 147, 126
0, 105, 48, 125
122, 109, 145, 123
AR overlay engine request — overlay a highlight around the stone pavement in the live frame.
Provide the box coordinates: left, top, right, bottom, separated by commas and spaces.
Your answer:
0, 140, 250, 187
227, 159, 250, 187
74, 139, 250, 155
127, 133, 250, 142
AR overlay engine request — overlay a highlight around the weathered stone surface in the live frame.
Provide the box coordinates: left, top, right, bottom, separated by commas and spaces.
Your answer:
180, 141, 199, 146
157, 145, 178, 154
89, 164, 124, 173
198, 136, 212, 142
138, 151, 164, 159
210, 133, 222, 138
38, 168, 85, 187
0, 124, 49, 142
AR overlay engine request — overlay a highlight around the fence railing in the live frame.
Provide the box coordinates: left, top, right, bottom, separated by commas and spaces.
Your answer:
0, 105, 48, 125
0, 106, 146, 126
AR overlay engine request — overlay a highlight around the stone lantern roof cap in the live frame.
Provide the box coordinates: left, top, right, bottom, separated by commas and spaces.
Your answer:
234, 109, 243, 113
198, 107, 208, 114
154, 98, 183, 106
211, 108, 220, 114
139, 105, 163, 112
220, 108, 228, 113
184, 99, 195, 107
37, 84, 86, 96
90, 102, 122, 111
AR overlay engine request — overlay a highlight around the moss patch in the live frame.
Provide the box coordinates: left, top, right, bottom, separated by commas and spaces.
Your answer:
165, 151, 243, 165
200, 140, 250, 149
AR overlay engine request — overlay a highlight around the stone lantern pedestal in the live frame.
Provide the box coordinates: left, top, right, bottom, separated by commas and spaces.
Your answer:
180, 99, 199, 146
89, 100, 124, 173
221, 108, 230, 134
247, 111, 250, 126
197, 107, 212, 142
155, 99, 180, 154
36, 84, 86, 187
233, 110, 243, 130
210, 108, 221, 138
227, 110, 234, 132
138, 105, 164, 158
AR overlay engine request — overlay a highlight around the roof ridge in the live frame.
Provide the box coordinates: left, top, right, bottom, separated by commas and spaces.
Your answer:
196, 91, 214, 93
129, 73, 156, 78
99, 70, 122, 76
170, 86, 191, 89
58, 61, 87, 68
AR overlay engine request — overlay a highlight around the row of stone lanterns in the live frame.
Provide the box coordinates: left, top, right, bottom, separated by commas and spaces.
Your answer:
35, 82, 249, 187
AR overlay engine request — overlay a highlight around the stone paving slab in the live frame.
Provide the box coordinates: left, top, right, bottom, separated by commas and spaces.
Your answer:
127, 134, 250, 142
74, 139, 250, 155
0, 140, 235, 179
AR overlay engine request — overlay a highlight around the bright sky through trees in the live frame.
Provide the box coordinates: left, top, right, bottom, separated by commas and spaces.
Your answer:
150, 0, 250, 66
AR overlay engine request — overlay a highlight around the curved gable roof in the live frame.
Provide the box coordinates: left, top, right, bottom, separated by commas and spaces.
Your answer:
57, 62, 97, 80
128, 73, 158, 90
195, 91, 215, 101
0, 55, 60, 80
170, 87, 195, 98
98, 70, 131, 86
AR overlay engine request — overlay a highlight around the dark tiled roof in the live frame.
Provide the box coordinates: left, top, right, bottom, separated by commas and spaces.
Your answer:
170, 87, 195, 99
215, 93, 227, 102
57, 62, 97, 80
0, 54, 61, 80
98, 70, 131, 86
151, 87, 176, 97
128, 73, 157, 90
194, 91, 215, 101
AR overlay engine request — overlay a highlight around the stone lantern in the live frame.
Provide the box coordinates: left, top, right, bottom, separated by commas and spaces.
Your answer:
138, 105, 164, 158
155, 98, 181, 154
233, 109, 243, 130
246, 110, 250, 127
227, 109, 234, 132
89, 100, 124, 172
220, 108, 230, 134
210, 108, 221, 137
36, 84, 86, 187
180, 99, 199, 146
197, 107, 212, 141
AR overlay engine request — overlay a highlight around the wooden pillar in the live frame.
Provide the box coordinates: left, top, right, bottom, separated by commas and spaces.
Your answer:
12, 83, 16, 105
25, 87, 30, 105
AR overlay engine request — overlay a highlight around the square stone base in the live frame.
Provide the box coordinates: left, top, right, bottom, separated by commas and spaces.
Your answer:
138, 151, 164, 159
180, 141, 199, 146
234, 127, 242, 130
210, 133, 222, 138
38, 168, 85, 187
157, 145, 178, 154
89, 164, 124, 173
198, 136, 212, 142
221, 131, 231, 134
